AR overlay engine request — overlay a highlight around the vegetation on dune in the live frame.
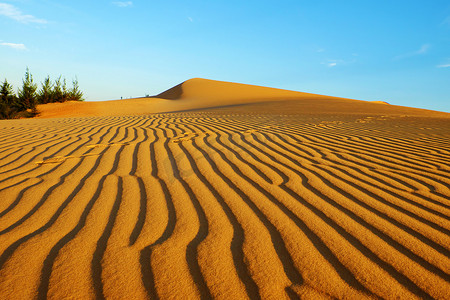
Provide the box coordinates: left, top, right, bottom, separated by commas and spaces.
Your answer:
17, 67, 38, 115
0, 79, 17, 119
68, 78, 84, 101
37, 75, 53, 104
0, 68, 84, 120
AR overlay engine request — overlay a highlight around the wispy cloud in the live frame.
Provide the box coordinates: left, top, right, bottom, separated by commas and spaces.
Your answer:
0, 42, 27, 50
321, 58, 355, 68
321, 60, 339, 67
112, 1, 133, 7
188, 16, 193, 22
0, 3, 47, 24
394, 44, 430, 60
416, 44, 430, 54
437, 63, 450, 68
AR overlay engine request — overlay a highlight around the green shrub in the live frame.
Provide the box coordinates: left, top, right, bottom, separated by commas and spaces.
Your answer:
0, 79, 19, 119
68, 78, 84, 101
17, 67, 38, 112
37, 76, 53, 104
1, 68, 85, 119
52, 76, 64, 103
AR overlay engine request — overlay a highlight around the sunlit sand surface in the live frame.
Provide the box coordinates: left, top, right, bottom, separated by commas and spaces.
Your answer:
1, 79, 449, 299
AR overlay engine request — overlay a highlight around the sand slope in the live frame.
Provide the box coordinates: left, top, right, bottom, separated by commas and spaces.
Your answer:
1, 79, 450, 299
37, 78, 318, 118
36, 78, 449, 119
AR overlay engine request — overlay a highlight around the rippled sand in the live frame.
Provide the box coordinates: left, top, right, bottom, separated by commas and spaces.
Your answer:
1, 79, 449, 299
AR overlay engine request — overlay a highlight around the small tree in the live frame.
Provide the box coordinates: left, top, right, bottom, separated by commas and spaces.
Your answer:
62, 78, 69, 102
1, 70, 85, 118
0, 79, 18, 119
68, 77, 84, 101
52, 76, 64, 102
17, 67, 38, 112
0, 79, 16, 106
38, 75, 53, 104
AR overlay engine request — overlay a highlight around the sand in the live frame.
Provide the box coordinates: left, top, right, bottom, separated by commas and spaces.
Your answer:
0, 78, 449, 299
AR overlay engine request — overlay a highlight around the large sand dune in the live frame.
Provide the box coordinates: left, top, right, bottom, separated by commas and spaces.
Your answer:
35, 78, 449, 119
1, 79, 449, 299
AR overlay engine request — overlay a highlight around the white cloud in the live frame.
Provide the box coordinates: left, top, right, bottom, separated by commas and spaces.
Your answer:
320, 61, 338, 67
322, 59, 342, 67
321, 60, 338, 67
0, 42, 27, 50
416, 44, 430, 54
437, 63, 450, 68
0, 3, 47, 24
188, 16, 193, 22
394, 44, 430, 60
112, 1, 133, 7
321, 58, 356, 68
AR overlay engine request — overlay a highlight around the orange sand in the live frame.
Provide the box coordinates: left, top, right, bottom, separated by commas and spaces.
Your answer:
1, 79, 449, 299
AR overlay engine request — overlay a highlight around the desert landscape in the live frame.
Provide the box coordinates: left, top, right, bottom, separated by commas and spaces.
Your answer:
0, 78, 449, 299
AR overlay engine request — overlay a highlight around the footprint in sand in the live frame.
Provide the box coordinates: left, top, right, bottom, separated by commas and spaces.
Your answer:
244, 129, 258, 134
171, 132, 201, 143
86, 142, 133, 148
35, 156, 72, 165
36, 153, 100, 165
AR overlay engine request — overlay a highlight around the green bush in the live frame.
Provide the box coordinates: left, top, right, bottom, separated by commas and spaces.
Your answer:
16, 67, 38, 112
0, 79, 19, 119
37, 76, 53, 104
0, 68, 85, 120
68, 78, 84, 101
52, 76, 64, 103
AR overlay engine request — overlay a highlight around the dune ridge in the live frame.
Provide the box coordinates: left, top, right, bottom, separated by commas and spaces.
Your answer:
154, 78, 320, 101
1, 79, 449, 299
35, 78, 449, 119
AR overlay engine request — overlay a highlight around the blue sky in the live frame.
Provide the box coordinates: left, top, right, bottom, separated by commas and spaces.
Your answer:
1, 1, 450, 112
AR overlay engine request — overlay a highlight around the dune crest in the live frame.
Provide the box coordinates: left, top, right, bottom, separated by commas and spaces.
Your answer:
155, 78, 319, 101
35, 78, 448, 119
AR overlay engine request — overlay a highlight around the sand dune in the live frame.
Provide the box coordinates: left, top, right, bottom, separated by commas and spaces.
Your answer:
36, 78, 449, 119
1, 79, 450, 299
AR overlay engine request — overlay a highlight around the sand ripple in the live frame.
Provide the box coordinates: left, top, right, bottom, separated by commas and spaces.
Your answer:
0, 112, 449, 299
